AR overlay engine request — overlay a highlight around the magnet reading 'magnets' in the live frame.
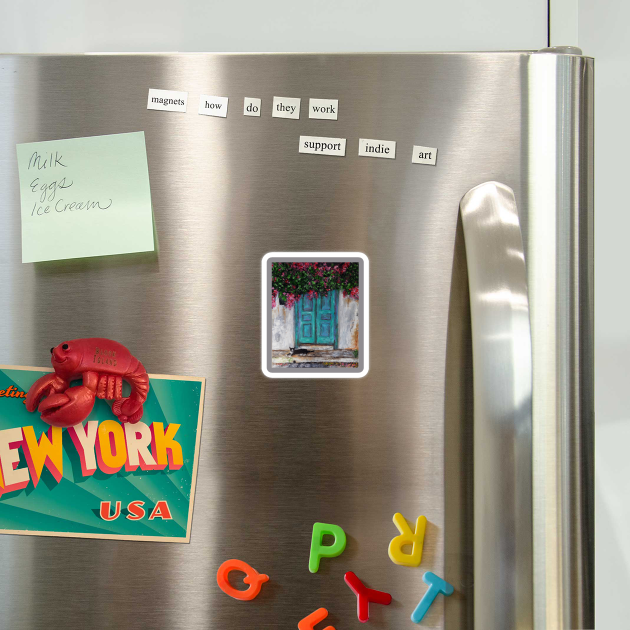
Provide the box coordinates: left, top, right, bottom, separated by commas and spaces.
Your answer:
26, 338, 149, 428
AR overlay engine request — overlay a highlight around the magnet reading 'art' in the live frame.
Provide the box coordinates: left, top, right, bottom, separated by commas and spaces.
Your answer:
25, 338, 149, 427
216, 559, 269, 601
309, 522, 347, 573
388, 512, 427, 567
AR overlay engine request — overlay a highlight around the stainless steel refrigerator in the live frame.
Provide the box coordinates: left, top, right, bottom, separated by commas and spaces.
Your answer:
0, 50, 593, 629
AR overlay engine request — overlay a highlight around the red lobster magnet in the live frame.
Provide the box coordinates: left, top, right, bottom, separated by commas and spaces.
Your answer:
26, 338, 149, 428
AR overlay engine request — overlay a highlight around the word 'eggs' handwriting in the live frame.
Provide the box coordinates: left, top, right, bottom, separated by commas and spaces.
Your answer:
30, 177, 73, 202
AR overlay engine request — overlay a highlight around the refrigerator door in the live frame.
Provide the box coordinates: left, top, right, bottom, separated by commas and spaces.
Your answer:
0, 52, 593, 629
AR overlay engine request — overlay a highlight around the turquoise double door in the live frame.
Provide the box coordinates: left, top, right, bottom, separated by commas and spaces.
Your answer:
295, 291, 337, 346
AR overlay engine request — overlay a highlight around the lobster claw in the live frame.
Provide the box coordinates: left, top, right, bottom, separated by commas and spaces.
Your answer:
112, 398, 144, 424
25, 373, 67, 413
37, 386, 96, 428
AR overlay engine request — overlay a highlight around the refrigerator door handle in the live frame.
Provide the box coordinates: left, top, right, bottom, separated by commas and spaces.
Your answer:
460, 181, 533, 629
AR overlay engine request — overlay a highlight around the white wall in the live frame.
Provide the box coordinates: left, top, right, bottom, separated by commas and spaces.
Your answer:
576, 2, 630, 627
338, 294, 359, 350
0, 0, 547, 53
271, 303, 295, 350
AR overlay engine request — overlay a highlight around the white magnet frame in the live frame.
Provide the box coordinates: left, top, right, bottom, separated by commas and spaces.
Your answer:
261, 252, 369, 379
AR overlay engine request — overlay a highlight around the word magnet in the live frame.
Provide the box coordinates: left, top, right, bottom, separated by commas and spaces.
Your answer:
198, 95, 228, 118
344, 571, 392, 622
411, 572, 454, 624
244, 97, 262, 116
411, 145, 438, 165
299, 136, 346, 157
272, 96, 300, 119
147, 88, 187, 112
309, 522, 346, 573
308, 98, 338, 120
388, 512, 427, 567
358, 138, 396, 159
216, 559, 269, 601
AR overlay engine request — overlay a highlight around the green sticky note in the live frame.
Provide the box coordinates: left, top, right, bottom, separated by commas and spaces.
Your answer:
16, 132, 154, 263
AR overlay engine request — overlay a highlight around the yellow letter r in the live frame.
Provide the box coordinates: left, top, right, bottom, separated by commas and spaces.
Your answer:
388, 512, 427, 567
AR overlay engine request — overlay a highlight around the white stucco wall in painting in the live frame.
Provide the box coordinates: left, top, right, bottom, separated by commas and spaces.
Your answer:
338, 293, 359, 350
271, 303, 295, 350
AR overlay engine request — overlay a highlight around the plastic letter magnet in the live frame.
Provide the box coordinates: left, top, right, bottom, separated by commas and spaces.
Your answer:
388, 512, 427, 567
410, 571, 454, 623
309, 522, 347, 573
344, 571, 392, 622
216, 559, 269, 601
298, 607, 335, 630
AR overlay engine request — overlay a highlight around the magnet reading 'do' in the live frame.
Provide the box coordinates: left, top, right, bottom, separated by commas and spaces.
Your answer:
26, 338, 149, 427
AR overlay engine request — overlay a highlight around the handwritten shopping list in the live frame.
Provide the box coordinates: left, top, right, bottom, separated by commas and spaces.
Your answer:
16, 132, 154, 263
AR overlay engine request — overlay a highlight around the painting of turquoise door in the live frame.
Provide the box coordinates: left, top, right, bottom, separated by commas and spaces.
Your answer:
296, 291, 337, 346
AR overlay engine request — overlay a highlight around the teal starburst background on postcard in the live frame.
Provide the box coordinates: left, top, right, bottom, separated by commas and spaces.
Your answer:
0, 367, 203, 541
